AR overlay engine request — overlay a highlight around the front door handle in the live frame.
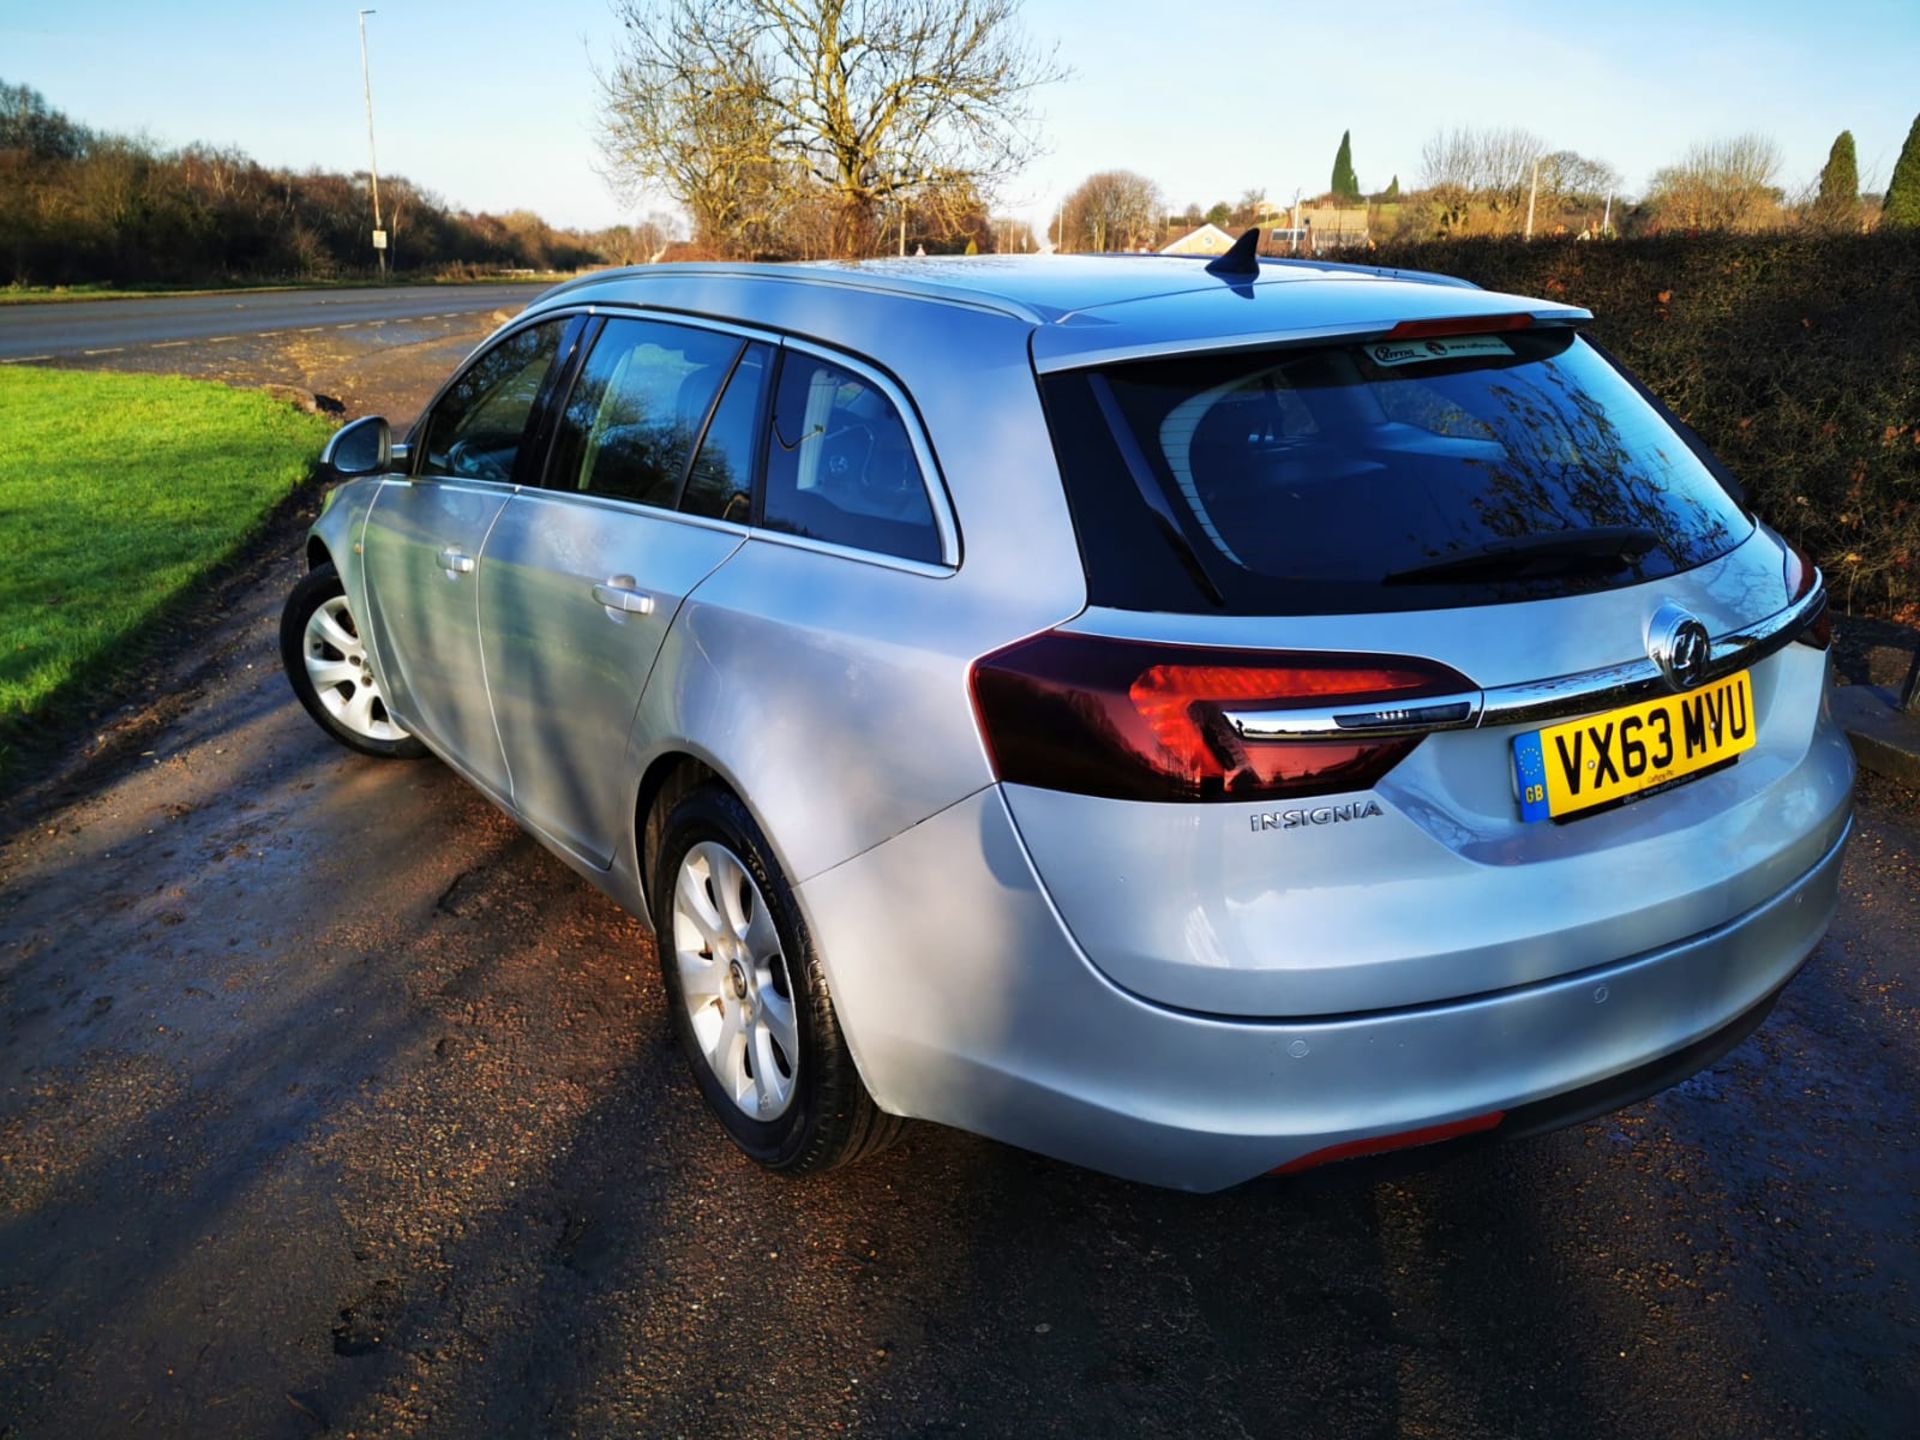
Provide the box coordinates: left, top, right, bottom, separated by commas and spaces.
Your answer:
591, 579, 656, 616
437, 546, 475, 575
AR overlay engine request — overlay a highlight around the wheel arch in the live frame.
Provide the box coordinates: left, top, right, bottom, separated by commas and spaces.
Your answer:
634, 751, 721, 924
630, 747, 818, 946
305, 535, 332, 571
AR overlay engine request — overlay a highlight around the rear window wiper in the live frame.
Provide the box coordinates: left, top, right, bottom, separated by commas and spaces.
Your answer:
1382, 526, 1661, 586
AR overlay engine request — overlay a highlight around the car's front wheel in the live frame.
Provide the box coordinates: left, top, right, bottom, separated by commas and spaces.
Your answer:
279, 561, 425, 759
653, 782, 902, 1173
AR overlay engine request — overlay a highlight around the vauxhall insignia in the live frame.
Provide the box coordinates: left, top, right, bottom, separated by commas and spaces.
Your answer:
1250, 800, 1385, 833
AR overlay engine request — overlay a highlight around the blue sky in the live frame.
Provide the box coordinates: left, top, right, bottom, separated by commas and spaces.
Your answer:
4, 0, 1916, 233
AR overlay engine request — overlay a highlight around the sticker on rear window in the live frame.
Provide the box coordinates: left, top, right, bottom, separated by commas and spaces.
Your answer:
1365, 335, 1515, 368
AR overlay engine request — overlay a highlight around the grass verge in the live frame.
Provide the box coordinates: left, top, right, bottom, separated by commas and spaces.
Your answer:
0, 367, 333, 760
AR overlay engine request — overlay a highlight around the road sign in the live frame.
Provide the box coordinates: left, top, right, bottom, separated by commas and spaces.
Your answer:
372, 230, 388, 250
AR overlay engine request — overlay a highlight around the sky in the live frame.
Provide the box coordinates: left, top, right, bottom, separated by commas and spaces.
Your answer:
3, 0, 1917, 236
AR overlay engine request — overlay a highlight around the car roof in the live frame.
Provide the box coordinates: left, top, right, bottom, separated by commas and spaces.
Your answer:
543, 253, 1477, 323
535, 253, 1591, 371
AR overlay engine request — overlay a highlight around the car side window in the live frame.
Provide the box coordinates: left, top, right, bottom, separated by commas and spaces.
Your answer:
417, 320, 567, 483
761, 351, 942, 565
546, 317, 740, 509
681, 342, 771, 524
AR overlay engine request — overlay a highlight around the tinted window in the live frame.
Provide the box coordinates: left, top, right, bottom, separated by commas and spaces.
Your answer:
547, 317, 740, 508
762, 352, 942, 564
419, 321, 566, 482
682, 342, 770, 524
1044, 330, 1753, 614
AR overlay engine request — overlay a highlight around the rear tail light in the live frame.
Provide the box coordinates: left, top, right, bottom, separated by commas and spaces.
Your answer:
1782, 539, 1832, 650
968, 631, 1475, 803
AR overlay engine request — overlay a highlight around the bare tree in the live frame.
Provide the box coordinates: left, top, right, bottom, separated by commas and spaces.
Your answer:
1420, 126, 1548, 218
598, 13, 793, 257
1538, 150, 1621, 209
1417, 128, 1623, 234
1646, 134, 1783, 231
599, 0, 1063, 259
1060, 169, 1162, 252
989, 213, 1035, 251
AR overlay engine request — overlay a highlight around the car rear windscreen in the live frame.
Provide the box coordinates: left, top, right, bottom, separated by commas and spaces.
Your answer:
1039, 328, 1753, 615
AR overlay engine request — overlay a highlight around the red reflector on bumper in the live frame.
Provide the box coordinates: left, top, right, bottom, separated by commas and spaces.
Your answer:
1269, 1110, 1507, 1176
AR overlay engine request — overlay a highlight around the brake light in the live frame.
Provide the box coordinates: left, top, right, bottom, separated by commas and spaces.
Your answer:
968, 631, 1474, 803
1782, 538, 1832, 649
1385, 313, 1535, 341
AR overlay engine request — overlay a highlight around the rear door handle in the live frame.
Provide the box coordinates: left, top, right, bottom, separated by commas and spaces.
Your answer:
437, 546, 475, 575
591, 580, 656, 616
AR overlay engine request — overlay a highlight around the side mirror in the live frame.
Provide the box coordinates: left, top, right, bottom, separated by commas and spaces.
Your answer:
321, 415, 392, 477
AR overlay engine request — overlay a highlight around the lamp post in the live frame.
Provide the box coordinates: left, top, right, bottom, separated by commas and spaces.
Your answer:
358, 9, 386, 281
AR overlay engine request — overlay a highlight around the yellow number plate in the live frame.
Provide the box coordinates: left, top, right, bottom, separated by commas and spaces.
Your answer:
1511, 670, 1756, 822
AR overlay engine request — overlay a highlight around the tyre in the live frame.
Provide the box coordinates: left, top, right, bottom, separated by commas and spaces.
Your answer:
653, 782, 903, 1173
279, 561, 427, 759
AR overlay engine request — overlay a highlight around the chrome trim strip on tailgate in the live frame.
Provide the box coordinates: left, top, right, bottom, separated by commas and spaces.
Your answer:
1480, 581, 1826, 731
1224, 580, 1826, 743
1228, 694, 1482, 741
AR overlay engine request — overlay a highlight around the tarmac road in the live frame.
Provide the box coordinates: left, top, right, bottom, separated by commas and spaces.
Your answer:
0, 284, 548, 363
0, 330, 1914, 1437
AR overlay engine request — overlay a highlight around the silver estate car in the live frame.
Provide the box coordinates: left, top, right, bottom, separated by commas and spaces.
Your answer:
282, 236, 1852, 1191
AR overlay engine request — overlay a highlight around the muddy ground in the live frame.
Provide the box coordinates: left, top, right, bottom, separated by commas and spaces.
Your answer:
0, 321, 1916, 1439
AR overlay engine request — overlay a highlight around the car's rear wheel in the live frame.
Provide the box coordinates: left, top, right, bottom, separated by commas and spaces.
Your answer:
280, 562, 426, 759
653, 782, 902, 1173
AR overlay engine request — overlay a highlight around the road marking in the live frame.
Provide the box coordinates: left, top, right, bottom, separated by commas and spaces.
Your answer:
205, 335, 238, 343
297, 326, 324, 333
82, 346, 125, 356
0, 354, 53, 364
152, 340, 189, 348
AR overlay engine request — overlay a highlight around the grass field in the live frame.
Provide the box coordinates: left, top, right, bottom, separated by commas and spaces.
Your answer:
0, 367, 333, 746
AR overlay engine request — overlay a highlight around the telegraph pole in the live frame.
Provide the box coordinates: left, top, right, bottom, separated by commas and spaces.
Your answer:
358, 9, 387, 281
1525, 158, 1540, 240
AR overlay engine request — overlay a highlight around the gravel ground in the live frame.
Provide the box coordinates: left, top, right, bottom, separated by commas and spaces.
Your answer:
0, 335, 1914, 1439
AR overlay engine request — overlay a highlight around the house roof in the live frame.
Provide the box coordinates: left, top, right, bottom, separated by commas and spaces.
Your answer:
1157, 223, 1236, 256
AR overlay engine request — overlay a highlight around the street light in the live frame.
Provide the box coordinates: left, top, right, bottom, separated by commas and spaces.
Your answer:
358, 8, 387, 281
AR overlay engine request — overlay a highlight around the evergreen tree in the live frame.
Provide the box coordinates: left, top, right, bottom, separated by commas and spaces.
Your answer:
1384, 174, 1400, 201
1814, 130, 1859, 227
1330, 131, 1360, 200
1885, 113, 1920, 229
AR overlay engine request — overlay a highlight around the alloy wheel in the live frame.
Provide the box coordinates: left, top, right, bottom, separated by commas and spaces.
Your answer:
672, 840, 800, 1120
303, 595, 407, 743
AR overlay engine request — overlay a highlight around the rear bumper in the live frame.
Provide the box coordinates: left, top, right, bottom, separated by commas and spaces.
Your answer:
799, 787, 1851, 1192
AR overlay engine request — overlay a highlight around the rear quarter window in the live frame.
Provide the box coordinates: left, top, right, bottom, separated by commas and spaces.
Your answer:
1041, 329, 1753, 615
760, 351, 943, 565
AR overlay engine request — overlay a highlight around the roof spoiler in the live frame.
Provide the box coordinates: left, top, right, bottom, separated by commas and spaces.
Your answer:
1205, 227, 1261, 279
